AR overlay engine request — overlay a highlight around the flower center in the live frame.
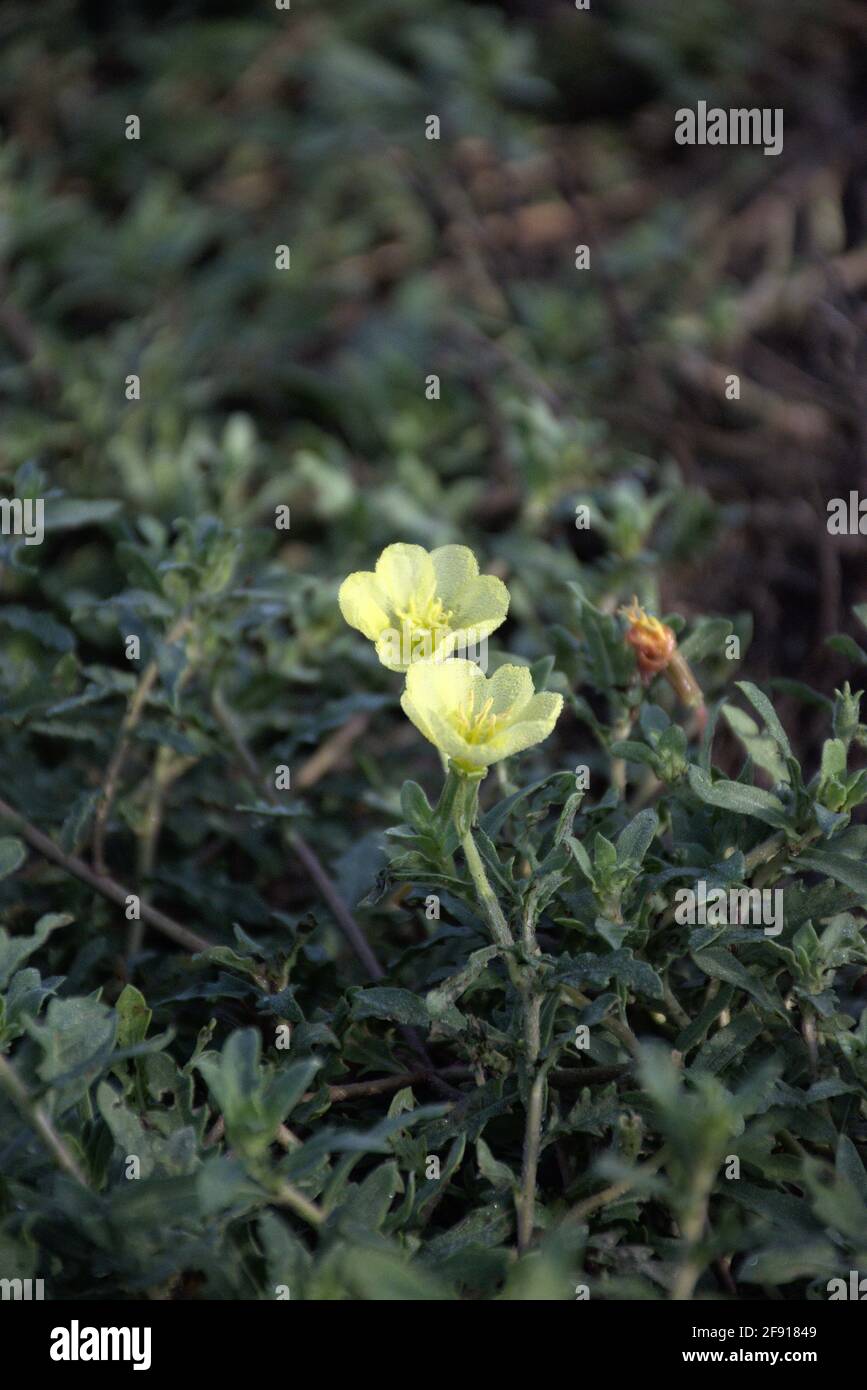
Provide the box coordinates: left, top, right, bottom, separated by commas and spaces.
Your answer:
451, 695, 503, 744
394, 594, 452, 630
394, 595, 453, 659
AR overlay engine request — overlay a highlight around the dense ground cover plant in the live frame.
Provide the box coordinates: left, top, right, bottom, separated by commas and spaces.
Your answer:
0, 0, 866, 1302
1, 472, 866, 1299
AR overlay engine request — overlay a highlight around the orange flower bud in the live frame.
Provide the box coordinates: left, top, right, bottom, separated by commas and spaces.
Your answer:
620, 597, 705, 711
621, 598, 675, 680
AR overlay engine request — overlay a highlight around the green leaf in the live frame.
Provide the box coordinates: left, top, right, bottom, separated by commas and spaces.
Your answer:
400, 780, 432, 830
616, 809, 658, 866
29, 996, 117, 1104
352, 987, 430, 1029
0, 837, 26, 880
690, 1012, 763, 1075
43, 499, 122, 531
820, 738, 847, 782
722, 705, 789, 785
0, 913, 71, 990
0, 606, 75, 652
115, 984, 151, 1049
567, 835, 594, 882
609, 740, 659, 768
687, 766, 791, 830
558, 949, 663, 1000
340, 1246, 452, 1300
339, 1161, 403, 1231
797, 848, 867, 902
826, 633, 867, 665
476, 1136, 516, 1192
678, 617, 733, 663
691, 948, 786, 1018
594, 833, 617, 874
735, 681, 793, 760
426, 946, 500, 1018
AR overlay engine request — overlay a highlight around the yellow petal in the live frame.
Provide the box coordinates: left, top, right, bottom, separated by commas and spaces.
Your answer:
487, 663, 535, 716
485, 695, 563, 762
374, 543, 436, 611
338, 572, 390, 641
374, 629, 411, 672
430, 545, 479, 609
404, 656, 483, 717
399, 687, 440, 749
451, 573, 509, 635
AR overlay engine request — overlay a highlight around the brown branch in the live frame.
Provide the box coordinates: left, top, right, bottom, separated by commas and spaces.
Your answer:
0, 793, 212, 954
211, 688, 383, 980
295, 713, 370, 790
129, 747, 198, 962
92, 615, 192, 874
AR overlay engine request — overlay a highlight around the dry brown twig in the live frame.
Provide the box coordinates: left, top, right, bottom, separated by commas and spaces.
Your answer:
0, 793, 211, 954
92, 614, 193, 874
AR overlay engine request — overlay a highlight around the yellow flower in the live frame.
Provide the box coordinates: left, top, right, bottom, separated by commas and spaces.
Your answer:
339, 543, 509, 672
400, 658, 562, 772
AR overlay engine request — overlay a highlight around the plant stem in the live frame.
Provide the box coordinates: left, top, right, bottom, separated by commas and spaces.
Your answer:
458, 820, 546, 1251
92, 613, 192, 874
0, 1053, 89, 1186
460, 827, 513, 949
671, 1178, 712, 1301
517, 884, 544, 1252
131, 746, 197, 963
662, 976, 691, 1031
273, 1180, 326, 1229
566, 1146, 668, 1223
561, 984, 643, 1060
517, 993, 544, 1253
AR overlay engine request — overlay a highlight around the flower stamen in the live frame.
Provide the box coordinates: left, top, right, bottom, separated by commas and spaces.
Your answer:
452, 694, 502, 744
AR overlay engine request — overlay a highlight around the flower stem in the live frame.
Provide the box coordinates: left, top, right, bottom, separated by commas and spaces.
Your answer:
517, 993, 543, 1252
460, 827, 513, 949
273, 1180, 326, 1230
0, 1053, 89, 1187
516, 885, 544, 1252
458, 819, 545, 1253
